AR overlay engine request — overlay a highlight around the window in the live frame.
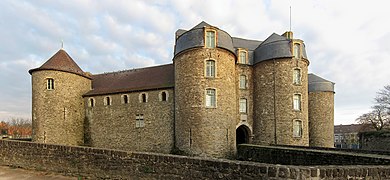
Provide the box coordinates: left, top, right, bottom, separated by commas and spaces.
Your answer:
239, 75, 247, 89
139, 93, 148, 103
239, 98, 247, 113
293, 120, 303, 137
205, 30, 216, 48
205, 60, 215, 78
160, 91, 168, 102
104, 96, 111, 106
205, 89, 216, 107
88, 97, 95, 107
122, 94, 129, 104
293, 69, 301, 85
239, 51, 247, 64
47, 78, 54, 90
136, 114, 144, 128
294, 43, 301, 59
293, 94, 301, 111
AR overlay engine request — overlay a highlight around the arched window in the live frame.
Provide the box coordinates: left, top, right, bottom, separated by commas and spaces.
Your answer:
205, 88, 216, 107
205, 60, 215, 78
122, 94, 129, 104
139, 93, 148, 103
293, 120, 303, 137
293, 94, 301, 111
104, 96, 111, 106
160, 91, 168, 102
293, 68, 301, 85
294, 43, 301, 59
205, 30, 216, 48
239, 98, 247, 113
88, 97, 95, 107
47, 78, 54, 90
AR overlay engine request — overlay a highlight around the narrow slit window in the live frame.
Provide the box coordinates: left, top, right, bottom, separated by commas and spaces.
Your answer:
123, 95, 129, 104
47, 78, 54, 90
161, 92, 167, 101
105, 96, 111, 106
88, 98, 95, 107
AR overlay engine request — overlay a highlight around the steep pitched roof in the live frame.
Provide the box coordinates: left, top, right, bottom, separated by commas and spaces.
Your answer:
84, 64, 174, 96
191, 21, 213, 30
260, 33, 288, 46
29, 49, 90, 79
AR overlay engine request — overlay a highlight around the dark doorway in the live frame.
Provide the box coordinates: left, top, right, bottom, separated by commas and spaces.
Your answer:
236, 125, 250, 145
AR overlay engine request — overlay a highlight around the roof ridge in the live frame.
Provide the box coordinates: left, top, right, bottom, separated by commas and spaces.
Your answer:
94, 63, 173, 76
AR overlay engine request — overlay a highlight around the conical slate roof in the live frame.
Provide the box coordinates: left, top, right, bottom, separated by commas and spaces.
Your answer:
29, 49, 90, 79
308, 73, 335, 92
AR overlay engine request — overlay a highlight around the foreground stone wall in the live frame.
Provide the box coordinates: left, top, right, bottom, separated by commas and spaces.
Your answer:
1, 140, 390, 179
360, 131, 390, 151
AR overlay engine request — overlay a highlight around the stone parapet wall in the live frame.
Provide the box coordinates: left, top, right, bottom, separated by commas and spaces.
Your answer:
360, 131, 390, 151
1, 140, 390, 179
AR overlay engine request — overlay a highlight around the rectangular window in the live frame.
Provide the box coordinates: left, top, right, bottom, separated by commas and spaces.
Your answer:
136, 114, 144, 128
205, 31, 215, 48
239, 98, 247, 113
239, 75, 246, 89
205, 60, 215, 77
205, 89, 216, 107
294, 43, 301, 59
293, 69, 301, 85
239, 51, 247, 64
293, 94, 301, 111
47, 78, 54, 90
293, 120, 302, 137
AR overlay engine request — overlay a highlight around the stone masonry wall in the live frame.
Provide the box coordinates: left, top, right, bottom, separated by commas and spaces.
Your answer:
309, 91, 334, 148
31, 70, 91, 146
360, 131, 390, 151
253, 58, 309, 146
85, 89, 174, 154
174, 47, 237, 158
236, 64, 254, 139
1, 140, 390, 179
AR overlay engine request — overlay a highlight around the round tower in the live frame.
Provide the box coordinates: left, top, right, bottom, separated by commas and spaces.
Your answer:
29, 49, 91, 146
308, 73, 335, 147
174, 22, 237, 158
252, 32, 310, 146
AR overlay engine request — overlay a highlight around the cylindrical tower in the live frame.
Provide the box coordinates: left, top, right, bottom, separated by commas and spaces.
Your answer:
29, 49, 91, 146
252, 33, 310, 146
308, 73, 335, 147
174, 22, 237, 158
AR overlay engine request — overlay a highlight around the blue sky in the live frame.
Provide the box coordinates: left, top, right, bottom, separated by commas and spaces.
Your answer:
0, 0, 389, 125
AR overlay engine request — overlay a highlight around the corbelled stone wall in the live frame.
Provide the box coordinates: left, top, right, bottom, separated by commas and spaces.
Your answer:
309, 91, 334, 147
1, 140, 390, 179
174, 47, 237, 158
85, 89, 174, 154
31, 70, 91, 146
252, 58, 309, 146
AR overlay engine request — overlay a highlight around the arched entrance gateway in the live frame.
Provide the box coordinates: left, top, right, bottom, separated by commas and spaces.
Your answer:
236, 125, 250, 145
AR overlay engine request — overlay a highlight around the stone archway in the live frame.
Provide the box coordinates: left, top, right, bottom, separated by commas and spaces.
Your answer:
236, 125, 250, 145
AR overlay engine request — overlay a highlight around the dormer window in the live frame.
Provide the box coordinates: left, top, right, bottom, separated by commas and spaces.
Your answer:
239, 50, 247, 64
294, 43, 301, 59
205, 30, 216, 48
47, 78, 54, 90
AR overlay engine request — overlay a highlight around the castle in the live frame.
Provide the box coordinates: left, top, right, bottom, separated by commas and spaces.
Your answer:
29, 21, 335, 158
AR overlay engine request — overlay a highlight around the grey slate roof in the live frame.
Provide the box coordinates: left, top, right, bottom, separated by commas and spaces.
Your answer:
253, 33, 292, 64
308, 73, 335, 92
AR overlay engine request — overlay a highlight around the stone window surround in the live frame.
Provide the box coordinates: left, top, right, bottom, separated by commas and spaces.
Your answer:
204, 28, 217, 48
239, 98, 247, 114
121, 94, 129, 104
139, 92, 148, 103
104, 96, 112, 106
292, 68, 302, 85
46, 78, 54, 90
239, 74, 247, 89
293, 42, 302, 59
88, 97, 95, 107
237, 48, 248, 64
205, 88, 217, 108
293, 93, 302, 111
293, 119, 303, 138
159, 90, 169, 102
204, 59, 217, 78
135, 114, 144, 128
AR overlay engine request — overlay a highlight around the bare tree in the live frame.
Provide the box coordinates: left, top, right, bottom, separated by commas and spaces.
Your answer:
8, 118, 32, 138
375, 85, 390, 111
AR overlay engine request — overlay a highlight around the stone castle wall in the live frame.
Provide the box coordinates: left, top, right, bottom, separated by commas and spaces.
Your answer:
252, 58, 309, 146
174, 47, 237, 158
85, 89, 174, 154
31, 70, 91, 146
309, 91, 335, 147
236, 64, 254, 137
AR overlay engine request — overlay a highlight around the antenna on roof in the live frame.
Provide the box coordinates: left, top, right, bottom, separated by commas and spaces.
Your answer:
61, 39, 64, 49
289, 5, 292, 32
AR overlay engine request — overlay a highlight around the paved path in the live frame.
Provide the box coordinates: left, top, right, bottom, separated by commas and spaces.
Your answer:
0, 166, 75, 180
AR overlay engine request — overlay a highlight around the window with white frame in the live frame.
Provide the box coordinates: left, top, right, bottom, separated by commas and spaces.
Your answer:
205, 89, 216, 108
47, 78, 54, 90
205, 60, 215, 78
205, 30, 216, 48
293, 68, 301, 85
159, 91, 168, 102
239, 51, 247, 64
122, 94, 129, 104
293, 94, 301, 111
293, 120, 303, 137
239, 98, 247, 113
104, 96, 111, 106
135, 114, 144, 128
88, 97, 95, 107
294, 43, 301, 59
239, 75, 247, 89
139, 93, 148, 103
